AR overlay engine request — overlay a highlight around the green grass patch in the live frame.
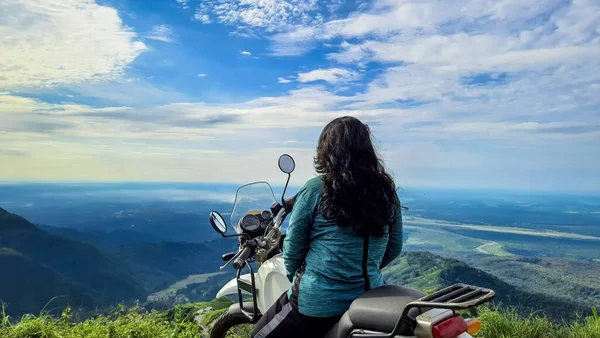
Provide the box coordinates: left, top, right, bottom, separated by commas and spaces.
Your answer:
1, 303, 201, 338
383, 254, 443, 291
149, 272, 226, 299
476, 242, 514, 257
475, 306, 600, 338
3, 299, 599, 338
0, 248, 22, 257
163, 296, 234, 324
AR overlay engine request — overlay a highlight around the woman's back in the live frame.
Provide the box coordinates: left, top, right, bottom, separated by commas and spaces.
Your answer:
283, 176, 403, 317
251, 116, 403, 338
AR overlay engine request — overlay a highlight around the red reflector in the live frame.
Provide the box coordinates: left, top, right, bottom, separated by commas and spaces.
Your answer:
432, 316, 468, 338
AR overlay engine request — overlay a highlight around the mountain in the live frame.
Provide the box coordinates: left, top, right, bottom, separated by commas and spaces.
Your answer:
469, 256, 600, 308
383, 251, 591, 320
0, 207, 229, 318
26, 202, 225, 243
0, 247, 95, 317
116, 241, 223, 291
39, 225, 165, 250
0, 207, 144, 317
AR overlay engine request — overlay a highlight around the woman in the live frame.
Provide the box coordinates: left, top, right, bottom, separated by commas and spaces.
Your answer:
251, 116, 403, 338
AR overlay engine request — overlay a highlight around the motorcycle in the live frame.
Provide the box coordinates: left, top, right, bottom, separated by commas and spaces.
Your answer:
208, 154, 495, 338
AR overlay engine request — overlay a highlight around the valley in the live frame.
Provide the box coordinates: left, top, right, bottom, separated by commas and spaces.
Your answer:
0, 183, 599, 323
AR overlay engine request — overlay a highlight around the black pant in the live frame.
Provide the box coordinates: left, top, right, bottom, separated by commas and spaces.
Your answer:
250, 291, 342, 338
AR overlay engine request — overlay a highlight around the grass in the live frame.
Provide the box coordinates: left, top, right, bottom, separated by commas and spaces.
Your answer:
383, 254, 443, 291
475, 242, 515, 257
475, 306, 600, 338
164, 297, 234, 324
1, 302, 201, 338
2, 299, 598, 338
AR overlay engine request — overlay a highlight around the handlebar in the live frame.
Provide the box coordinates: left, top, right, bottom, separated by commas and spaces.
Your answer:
233, 246, 253, 269
227, 201, 293, 270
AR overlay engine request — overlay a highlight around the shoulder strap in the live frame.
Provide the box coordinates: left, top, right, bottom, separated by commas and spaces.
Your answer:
362, 234, 371, 292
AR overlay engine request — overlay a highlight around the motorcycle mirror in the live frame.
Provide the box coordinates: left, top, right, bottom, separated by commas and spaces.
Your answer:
278, 154, 295, 174
209, 211, 227, 235
278, 154, 295, 209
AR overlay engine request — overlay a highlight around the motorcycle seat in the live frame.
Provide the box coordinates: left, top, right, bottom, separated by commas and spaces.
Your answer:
325, 285, 426, 338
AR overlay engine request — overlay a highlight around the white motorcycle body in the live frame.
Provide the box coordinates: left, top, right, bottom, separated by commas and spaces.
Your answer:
216, 253, 291, 314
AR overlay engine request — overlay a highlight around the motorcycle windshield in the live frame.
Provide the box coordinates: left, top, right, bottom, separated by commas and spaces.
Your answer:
230, 181, 277, 234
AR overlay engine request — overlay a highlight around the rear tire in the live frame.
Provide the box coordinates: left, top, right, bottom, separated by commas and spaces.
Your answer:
210, 311, 255, 338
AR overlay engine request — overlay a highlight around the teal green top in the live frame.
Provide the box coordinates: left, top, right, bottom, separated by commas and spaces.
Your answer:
284, 176, 404, 317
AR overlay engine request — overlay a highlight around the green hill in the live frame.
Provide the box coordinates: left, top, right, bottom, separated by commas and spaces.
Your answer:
0, 209, 39, 233
470, 256, 600, 308
383, 252, 592, 320
0, 247, 95, 317
116, 241, 222, 292
0, 208, 225, 318
39, 225, 164, 251
0, 207, 146, 318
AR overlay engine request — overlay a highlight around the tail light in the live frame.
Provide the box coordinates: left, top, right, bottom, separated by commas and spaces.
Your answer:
432, 315, 467, 338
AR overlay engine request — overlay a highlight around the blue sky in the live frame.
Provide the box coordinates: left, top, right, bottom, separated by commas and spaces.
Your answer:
1, 0, 599, 191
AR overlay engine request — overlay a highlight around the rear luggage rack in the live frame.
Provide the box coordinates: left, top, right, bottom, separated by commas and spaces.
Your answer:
417, 283, 495, 308
355, 284, 495, 338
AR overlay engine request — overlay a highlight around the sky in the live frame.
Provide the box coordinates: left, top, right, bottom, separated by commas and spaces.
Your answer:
0, 0, 599, 191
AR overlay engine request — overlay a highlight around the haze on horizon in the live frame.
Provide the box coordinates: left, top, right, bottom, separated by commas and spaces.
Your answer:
1, 0, 599, 192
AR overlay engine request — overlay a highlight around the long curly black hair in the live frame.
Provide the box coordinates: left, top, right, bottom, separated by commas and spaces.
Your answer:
314, 116, 401, 237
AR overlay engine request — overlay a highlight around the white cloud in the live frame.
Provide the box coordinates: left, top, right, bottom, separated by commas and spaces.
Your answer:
197, 73, 208, 78
194, 13, 212, 24
241, 51, 252, 56
332, 33, 600, 74
194, 0, 322, 32
548, 0, 600, 45
322, 2, 445, 38
278, 77, 292, 84
327, 41, 371, 64
269, 27, 319, 56
145, 24, 176, 43
0, 0, 147, 89
297, 68, 361, 84
176, 0, 189, 9
0, 88, 419, 139
482, 0, 564, 21
266, 0, 600, 60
